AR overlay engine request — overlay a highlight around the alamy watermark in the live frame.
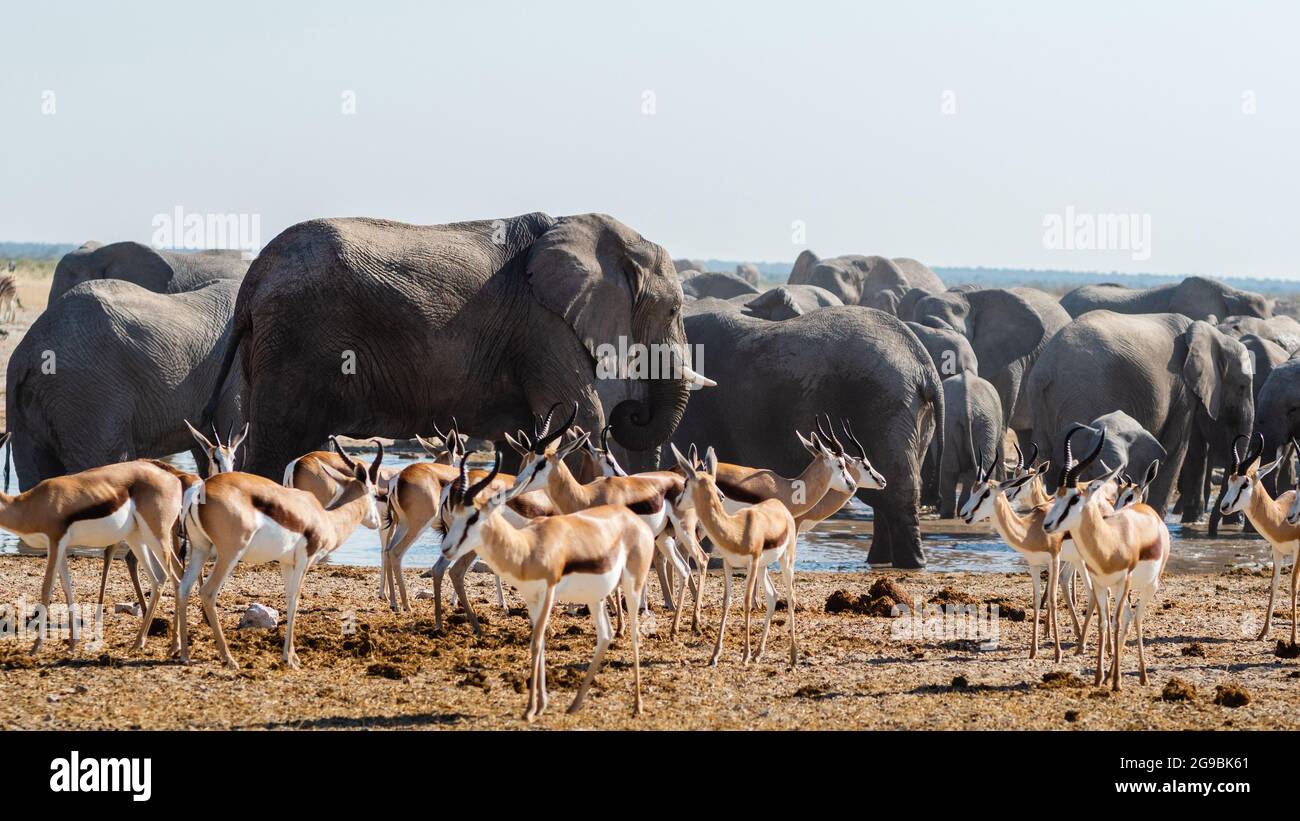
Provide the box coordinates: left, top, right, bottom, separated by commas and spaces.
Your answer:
890, 598, 1000, 649
1043, 206, 1151, 262
0, 597, 105, 650
594, 338, 707, 389
151, 206, 262, 260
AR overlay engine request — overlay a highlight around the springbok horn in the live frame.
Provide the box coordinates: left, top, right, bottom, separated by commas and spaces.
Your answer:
1066, 428, 1105, 486
212, 424, 224, 448
536, 403, 563, 439
331, 436, 360, 471
1013, 441, 1025, 472
1244, 431, 1265, 469
1058, 425, 1084, 488
815, 415, 841, 455
465, 451, 502, 505
534, 402, 577, 452
1230, 433, 1247, 475
368, 439, 385, 483
451, 450, 471, 502
430, 419, 450, 442
1025, 441, 1039, 469
600, 423, 612, 454
841, 419, 868, 460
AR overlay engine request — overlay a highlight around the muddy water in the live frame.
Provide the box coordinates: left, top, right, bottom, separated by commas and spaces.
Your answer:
0, 453, 1276, 575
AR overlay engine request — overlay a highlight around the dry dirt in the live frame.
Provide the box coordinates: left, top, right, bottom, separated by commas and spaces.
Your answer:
0, 555, 1296, 730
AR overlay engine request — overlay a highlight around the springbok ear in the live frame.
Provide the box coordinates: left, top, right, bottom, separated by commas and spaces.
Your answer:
559, 431, 590, 459
688, 443, 700, 466
416, 434, 446, 458
1141, 460, 1160, 488
1258, 450, 1285, 480
795, 431, 818, 455
1034, 459, 1052, 478
319, 462, 352, 485
229, 422, 250, 452
503, 432, 530, 457
704, 447, 718, 478
1004, 474, 1034, 491
185, 420, 215, 451
670, 443, 696, 478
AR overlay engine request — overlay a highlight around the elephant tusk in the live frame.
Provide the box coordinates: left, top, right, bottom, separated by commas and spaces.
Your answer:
682, 365, 717, 388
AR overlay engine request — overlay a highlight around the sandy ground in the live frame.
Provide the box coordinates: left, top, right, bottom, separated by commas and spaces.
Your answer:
0, 554, 1295, 730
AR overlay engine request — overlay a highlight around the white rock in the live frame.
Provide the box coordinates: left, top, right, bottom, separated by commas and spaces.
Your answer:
114, 602, 141, 617
237, 603, 279, 629
639, 612, 658, 638
415, 589, 436, 600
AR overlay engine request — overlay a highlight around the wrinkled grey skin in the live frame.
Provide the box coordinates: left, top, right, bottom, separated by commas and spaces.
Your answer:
668, 305, 943, 568
734, 263, 760, 286
681, 270, 760, 300
896, 287, 937, 322
937, 372, 1003, 519
8, 279, 245, 487
740, 284, 842, 320
1060, 276, 1273, 321
1218, 315, 1300, 354
50, 241, 249, 304
1069, 411, 1167, 483
1248, 356, 1300, 503
673, 258, 708, 277
913, 287, 1070, 438
787, 252, 944, 313
905, 322, 979, 380
1029, 311, 1254, 516
206, 213, 691, 477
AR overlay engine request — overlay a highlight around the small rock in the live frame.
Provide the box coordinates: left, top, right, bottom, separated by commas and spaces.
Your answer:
1161, 677, 1196, 702
1214, 683, 1251, 708
1039, 671, 1086, 690
113, 602, 141, 617
415, 589, 436, 600
469, 561, 494, 574
639, 612, 657, 638
46, 693, 59, 704
237, 604, 279, 630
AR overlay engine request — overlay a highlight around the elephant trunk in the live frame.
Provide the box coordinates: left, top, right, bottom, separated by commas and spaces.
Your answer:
608, 366, 691, 454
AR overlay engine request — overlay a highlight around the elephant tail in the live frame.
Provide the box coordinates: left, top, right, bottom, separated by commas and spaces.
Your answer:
201, 281, 252, 432
923, 367, 944, 478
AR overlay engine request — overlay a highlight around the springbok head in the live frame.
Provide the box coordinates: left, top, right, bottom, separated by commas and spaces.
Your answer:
583, 423, 628, 478
507, 402, 581, 494
793, 416, 855, 493
441, 450, 511, 563
957, 445, 1035, 524
1002, 441, 1051, 507
1221, 433, 1284, 517
1042, 425, 1113, 535
185, 419, 249, 476
1115, 460, 1161, 511
416, 419, 468, 465
670, 442, 726, 512
812, 414, 881, 491
326, 437, 385, 530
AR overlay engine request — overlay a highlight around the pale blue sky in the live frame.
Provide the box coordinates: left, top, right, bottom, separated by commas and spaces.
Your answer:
3, 1, 1299, 276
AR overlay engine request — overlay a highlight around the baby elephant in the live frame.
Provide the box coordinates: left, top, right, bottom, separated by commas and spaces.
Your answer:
939, 371, 1004, 519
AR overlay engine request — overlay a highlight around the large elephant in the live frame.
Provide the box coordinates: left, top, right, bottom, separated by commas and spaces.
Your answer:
49, 241, 249, 304
1068, 411, 1167, 482
668, 305, 943, 568
740, 284, 842, 320
681, 271, 760, 300
787, 253, 944, 313
7, 279, 245, 487
734, 263, 760, 286
1249, 356, 1300, 496
912, 287, 1070, 440
205, 213, 694, 477
937, 371, 1003, 519
1029, 311, 1254, 516
1059, 276, 1273, 321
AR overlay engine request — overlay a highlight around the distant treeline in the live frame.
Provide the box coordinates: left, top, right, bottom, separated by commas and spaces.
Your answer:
0, 242, 78, 261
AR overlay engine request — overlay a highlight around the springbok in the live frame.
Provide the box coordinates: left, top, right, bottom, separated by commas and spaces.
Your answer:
0, 436, 185, 656
509, 404, 694, 614
440, 451, 654, 721
670, 443, 799, 666
1222, 434, 1300, 643
177, 439, 383, 669
1043, 426, 1171, 690
0, 272, 22, 324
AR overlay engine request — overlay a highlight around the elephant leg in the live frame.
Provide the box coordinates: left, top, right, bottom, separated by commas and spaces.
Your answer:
882, 487, 925, 570
866, 501, 893, 567
937, 460, 959, 520
1178, 425, 1208, 524
1150, 421, 1192, 517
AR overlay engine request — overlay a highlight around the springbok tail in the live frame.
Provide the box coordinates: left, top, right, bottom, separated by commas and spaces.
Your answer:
282, 456, 302, 488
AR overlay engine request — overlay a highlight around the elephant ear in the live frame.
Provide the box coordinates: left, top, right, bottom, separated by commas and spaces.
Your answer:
965, 289, 1047, 375
788, 249, 819, 284
1182, 321, 1225, 420
104, 241, 175, 293
746, 287, 802, 320
525, 216, 645, 362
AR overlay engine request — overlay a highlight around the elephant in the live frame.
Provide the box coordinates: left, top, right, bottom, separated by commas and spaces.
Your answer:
673, 258, 708, 277
734, 263, 760, 286
49, 241, 250, 304
937, 371, 1003, 519
681, 271, 760, 300
740, 285, 842, 320
787, 252, 944, 313
7, 278, 245, 488
667, 305, 944, 568
896, 287, 938, 322
1218, 315, 1300, 354
1247, 356, 1300, 504
203, 212, 695, 478
912, 287, 1070, 441
905, 322, 979, 379
1067, 411, 1167, 483
1059, 276, 1273, 321
1029, 311, 1254, 517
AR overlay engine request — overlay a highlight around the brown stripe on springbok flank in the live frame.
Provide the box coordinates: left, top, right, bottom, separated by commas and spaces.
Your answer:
562, 552, 618, 576
1138, 537, 1165, 563
714, 477, 769, 505
68, 490, 130, 524
249, 496, 322, 555
626, 493, 666, 516
507, 496, 551, 519
762, 522, 790, 553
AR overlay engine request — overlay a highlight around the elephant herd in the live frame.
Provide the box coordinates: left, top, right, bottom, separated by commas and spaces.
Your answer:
6, 212, 1294, 574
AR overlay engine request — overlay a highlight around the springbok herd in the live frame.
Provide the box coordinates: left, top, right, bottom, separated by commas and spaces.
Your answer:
2, 403, 1296, 721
